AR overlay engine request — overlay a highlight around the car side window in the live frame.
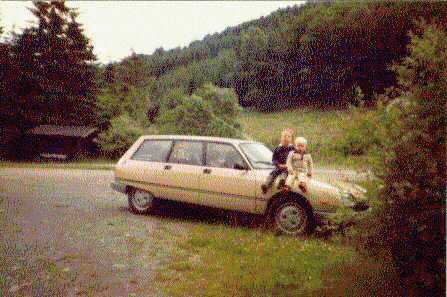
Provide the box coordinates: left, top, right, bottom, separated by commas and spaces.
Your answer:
206, 143, 246, 169
131, 140, 172, 162
168, 141, 203, 166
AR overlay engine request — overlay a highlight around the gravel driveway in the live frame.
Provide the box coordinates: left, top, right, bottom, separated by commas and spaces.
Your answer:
0, 168, 172, 297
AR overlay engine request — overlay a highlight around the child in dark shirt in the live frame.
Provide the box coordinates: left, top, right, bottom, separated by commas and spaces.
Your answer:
261, 128, 295, 194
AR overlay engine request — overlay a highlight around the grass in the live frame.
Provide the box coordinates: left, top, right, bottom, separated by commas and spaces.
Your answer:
239, 108, 375, 170
154, 222, 358, 297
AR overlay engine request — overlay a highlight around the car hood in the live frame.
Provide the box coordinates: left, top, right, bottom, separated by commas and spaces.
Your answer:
316, 176, 367, 200
253, 169, 367, 200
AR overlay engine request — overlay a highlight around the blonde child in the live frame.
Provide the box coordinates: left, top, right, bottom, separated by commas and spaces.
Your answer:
261, 128, 295, 194
285, 137, 313, 193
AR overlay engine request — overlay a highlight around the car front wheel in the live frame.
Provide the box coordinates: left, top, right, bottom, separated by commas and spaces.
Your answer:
273, 200, 313, 236
128, 188, 155, 215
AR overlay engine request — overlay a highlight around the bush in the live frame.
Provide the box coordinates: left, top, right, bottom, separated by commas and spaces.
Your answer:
97, 114, 152, 159
337, 107, 384, 156
96, 84, 154, 128
359, 24, 446, 296
157, 84, 243, 138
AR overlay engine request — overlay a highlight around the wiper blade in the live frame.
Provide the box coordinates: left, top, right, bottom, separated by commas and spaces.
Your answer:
254, 161, 274, 166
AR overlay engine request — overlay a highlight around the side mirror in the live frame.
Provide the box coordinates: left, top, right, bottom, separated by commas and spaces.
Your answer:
233, 163, 248, 170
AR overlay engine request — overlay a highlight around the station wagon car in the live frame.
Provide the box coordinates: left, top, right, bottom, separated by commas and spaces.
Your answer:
111, 135, 370, 235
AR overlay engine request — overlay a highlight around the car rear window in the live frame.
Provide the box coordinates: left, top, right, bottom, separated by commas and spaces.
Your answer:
168, 141, 203, 166
131, 140, 172, 162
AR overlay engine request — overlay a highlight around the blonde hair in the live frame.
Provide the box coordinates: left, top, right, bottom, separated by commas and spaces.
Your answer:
295, 137, 308, 146
279, 128, 294, 146
282, 128, 295, 138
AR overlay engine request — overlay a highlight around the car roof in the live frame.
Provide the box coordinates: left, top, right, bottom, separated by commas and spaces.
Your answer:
139, 135, 257, 145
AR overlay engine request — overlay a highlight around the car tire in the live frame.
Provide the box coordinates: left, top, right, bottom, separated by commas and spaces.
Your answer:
272, 199, 314, 236
128, 188, 156, 215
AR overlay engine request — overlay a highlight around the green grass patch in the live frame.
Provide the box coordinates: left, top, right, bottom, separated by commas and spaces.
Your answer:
155, 223, 357, 297
239, 108, 376, 170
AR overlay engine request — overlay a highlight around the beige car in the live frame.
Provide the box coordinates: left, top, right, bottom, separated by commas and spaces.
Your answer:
111, 135, 369, 235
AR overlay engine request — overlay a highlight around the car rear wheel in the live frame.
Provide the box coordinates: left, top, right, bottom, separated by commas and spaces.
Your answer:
128, 188, 155, 215
273, 200, 313, 236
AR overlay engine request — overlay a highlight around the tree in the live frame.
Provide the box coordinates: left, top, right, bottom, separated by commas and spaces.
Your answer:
96, 84, 153, 129
12, 0, 98, 126
363, 24, 446, 296
234, 27, 272, 110
156, 84, 243, 138
0, 22, 18, 126
0, 18, 26, 159
97, 114, 149, 159
231, 1, 447, 109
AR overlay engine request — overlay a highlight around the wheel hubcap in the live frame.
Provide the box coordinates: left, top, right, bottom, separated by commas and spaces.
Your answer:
277, 205, 305, 234
133, 190, 153, 211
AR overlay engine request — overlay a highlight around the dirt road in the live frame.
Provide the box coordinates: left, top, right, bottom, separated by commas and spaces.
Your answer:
0, 168, 174, 297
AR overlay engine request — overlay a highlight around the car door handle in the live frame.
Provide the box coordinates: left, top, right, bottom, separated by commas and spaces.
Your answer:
203, 168, 212, 174
164, 165, 172, 170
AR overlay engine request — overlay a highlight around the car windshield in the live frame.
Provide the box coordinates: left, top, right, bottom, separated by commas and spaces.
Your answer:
239, 142, 274, 169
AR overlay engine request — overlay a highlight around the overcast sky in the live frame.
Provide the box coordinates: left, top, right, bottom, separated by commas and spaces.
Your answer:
1, 1, 303, 64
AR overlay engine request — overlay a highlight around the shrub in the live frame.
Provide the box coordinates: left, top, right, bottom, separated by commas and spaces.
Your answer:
160, 88, 185, 111
157, 94, 211, 135
359, 24, 446, 296
97, 84, 153, 128
157, 84, 243, 138
97, 114, 152, 159
337, 108, 384, 156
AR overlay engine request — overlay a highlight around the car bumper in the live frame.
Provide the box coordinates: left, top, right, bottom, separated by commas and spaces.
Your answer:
314, 204, 371, 225
110, 181, 127, 194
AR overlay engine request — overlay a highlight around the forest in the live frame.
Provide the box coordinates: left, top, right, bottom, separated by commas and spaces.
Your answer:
100, 1, 445, 109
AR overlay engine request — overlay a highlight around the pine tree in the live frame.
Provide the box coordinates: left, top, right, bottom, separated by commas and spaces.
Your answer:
12, 0, 98, 126
0, 20, 21, 126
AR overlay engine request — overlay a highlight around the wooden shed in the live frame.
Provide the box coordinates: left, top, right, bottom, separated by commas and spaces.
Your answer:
24, 125, 98, 160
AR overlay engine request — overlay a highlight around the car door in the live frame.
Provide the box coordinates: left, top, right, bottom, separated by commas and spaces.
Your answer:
122, 139, 173, 198
162, 140, 204, 203
198, 142, 258, 213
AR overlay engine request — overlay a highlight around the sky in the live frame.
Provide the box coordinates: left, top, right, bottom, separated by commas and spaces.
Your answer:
1, 1, 304, 64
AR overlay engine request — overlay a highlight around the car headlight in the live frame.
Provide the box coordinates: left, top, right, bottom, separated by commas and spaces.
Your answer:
340, 191, 355, 207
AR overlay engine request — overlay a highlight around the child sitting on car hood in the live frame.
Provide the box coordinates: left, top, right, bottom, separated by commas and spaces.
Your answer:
261, 128, 295, 194
285, 137, 313, 193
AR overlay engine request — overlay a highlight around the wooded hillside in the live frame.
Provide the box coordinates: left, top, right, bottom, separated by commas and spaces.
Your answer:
98, 1, 446, 113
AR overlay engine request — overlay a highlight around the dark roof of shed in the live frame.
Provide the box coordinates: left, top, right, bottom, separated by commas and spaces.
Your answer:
27, 125, 97, 138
